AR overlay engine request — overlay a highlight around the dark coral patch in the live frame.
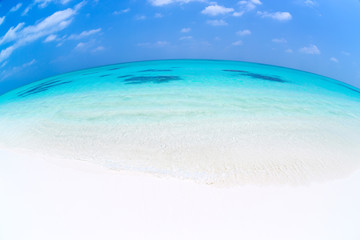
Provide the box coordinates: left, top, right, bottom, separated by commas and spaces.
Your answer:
108, 67, 123, 71
82, 72, 97, 76
117, 75, 133, 78
18, 80, 72, 97
99, 74, 111, 78
138, 69, 173, 73
223, 69, 249, 73
243, 73, 286, 83
223, 69, 286, 83
124, 76, 181, 84
336, 83, 360, 94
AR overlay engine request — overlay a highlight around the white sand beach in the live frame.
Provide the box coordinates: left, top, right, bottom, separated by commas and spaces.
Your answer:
1, 148, 359, 240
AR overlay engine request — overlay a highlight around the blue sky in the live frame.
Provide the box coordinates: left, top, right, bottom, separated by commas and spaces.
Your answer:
0, 0, 359, 94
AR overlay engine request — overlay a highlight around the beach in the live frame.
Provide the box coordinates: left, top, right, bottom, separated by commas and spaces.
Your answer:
1, 148, 359, 240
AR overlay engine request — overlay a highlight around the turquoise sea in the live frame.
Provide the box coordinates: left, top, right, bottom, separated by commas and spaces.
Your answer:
1, 60, 360, 184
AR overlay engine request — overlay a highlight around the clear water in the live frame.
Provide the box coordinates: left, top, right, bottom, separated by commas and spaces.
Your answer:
1, 60, 360, 185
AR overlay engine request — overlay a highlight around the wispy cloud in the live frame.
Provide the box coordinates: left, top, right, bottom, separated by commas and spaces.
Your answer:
113, 8, 130, 15
237, 29, 251, 36
0, 1, 85, 63
257, 11, 292, 21
135, 15, 147, 20
330, 57, 339, 63
0, 16, 5, 26
92, 46, 105, 52
238, 0, 262, 11
233, 11, 244, 17
0, 59, 36, 81
299, 44, 320, 54
154, 13, 163, 18
73, 39, 104, 53
180, 36, 192, 40
232, 40, 243, 46
74, 42, 86, 50
10, 3, 23, 12
207, 19, 228, 26
201, 4, 234, 16
60, 0, 72, 4
304, 0, 318, 7
272, 38, 287, 43
68, 28, 101, 40
181, 27, 191, 33
44, 34, 58, 42
1, 61, 8, 68
22, 0, 78, 16
137, 40, 170, 47
22, 59, 37, 67
148, 0, 203, 7
156, 40, 169, 46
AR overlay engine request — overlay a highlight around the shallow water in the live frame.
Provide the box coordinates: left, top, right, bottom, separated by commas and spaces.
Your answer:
1, 60, 360, 185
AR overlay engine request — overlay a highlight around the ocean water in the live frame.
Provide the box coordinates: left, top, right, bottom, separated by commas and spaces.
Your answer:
0, 60, 360, 185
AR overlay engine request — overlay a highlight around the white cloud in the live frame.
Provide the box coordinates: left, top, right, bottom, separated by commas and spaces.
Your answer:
148, 0, 202, 6
0, 1, 85, 63
137, 41, 169, 47
36, 0, 53, 8
341, 51, 350, 56
0, 16, 5, 26
73, 39, 102, 52
68, 28, 101, 40
237, 29, 251, 36
44, 34, 57, 42
257, 11, 292, 21
60, 0, 72, 4
22, 0, 77, 15
0, 46, 15, 63
135, 15, 147, 20
330, 57, 339, 63
35, 0, 72, 8
10, 3, 23, 12
154, 13, 163, 18
74, 42, 86, 49
272, 38, 287, 43
22, 59, 37, 67
1, 61, 8, 68
22, 5, 32, 15
181, 27, 191, 33
156, 40, 169, 46
232, 40, 243, 46
201, 4, 234, 16
233, 11, 244, 17
0, 59, 36, 80
149, 0, 173, 6
0, 23, 25, 45
206, 19, 228, 26
180, 36, 192, 40
238, 0, 262, 11
299, 44, 320, 54
137, 42, 151, 47
92, 46, 105, 52
113, 8, 130, 15
304, 0, 317, 7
